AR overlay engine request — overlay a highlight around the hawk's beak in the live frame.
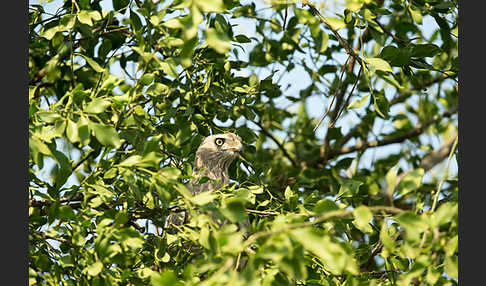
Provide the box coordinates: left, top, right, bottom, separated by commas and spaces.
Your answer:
225, 142, 243, 152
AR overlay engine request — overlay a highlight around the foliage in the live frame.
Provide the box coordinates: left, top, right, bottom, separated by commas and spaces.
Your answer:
29, 0, 458, 285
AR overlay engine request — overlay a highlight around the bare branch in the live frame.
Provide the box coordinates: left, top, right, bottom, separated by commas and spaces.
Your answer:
420, 133, 458, 172
327, 106, 458, 159
329, 64, 363, 128
313, 56, 351, 132
338, 76, 457, 153
302, 1, 363, 64
253, 120, 298, 168
244, 205, 404, 248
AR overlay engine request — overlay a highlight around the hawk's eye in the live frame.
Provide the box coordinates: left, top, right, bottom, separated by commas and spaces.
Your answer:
215, 138, 225, 146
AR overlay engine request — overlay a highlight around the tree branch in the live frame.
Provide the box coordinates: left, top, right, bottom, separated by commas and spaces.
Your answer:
253, 120, 298, 168
327, 106, 458, 159
337, 75, 456, 153
244, 205, 404, 248
419, 133, 458, 172
303, 0, 363, 64
71, 149, 96, 172
374, 19, 409, 46
29, 26, 130, 85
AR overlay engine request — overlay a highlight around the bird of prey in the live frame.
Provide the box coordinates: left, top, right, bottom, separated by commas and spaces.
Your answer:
165, 132, 243, 229
190, 132, 243, 195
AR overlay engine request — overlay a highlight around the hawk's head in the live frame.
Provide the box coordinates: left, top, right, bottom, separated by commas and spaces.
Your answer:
198, 132, 242, 155
192, 133, 243, 192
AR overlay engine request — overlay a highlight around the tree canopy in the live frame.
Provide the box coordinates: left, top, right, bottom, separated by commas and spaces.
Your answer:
29, 0, 458, 285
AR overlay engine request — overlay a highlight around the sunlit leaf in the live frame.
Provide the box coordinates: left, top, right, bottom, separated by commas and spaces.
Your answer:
206, 28, 231, 54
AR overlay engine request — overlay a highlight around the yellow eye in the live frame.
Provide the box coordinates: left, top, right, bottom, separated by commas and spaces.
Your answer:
215, 138, 225, 146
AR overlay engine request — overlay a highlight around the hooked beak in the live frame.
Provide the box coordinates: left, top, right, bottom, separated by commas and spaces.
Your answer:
224, 142, 243, 152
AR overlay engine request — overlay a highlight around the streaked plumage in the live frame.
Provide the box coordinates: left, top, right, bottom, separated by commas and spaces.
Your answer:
165, 133, 243, 229
190, 133, 243, 194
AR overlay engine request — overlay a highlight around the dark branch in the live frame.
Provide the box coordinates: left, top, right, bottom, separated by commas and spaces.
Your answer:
338, 75, 457, 151
71, 149, 96, 172
327, 106, 458, 159
253, 120, 298, 168
303, 1, 362, 63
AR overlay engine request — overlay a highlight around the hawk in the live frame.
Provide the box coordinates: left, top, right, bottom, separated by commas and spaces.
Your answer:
165, 132, 243, 229
190, 133, 243, 195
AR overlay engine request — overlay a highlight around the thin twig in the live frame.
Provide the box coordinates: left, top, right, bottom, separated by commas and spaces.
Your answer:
329, 64, 363, 128
374, 19, 408, 46
327, 106, 458, 159
302, 0, 363, 63
313, 56, 351, 132
243, 206, 404, 248
282, 4, 288, 31
246, 209, 279, 216
71, 149, 96, 172
431, 134, 458, 211
253, 120, 298, 167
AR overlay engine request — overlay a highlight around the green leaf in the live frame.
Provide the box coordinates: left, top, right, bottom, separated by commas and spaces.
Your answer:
130, 10, 143, 31
380, 220, 396, 253
59, 206, 76, 220
321, 32, 329, 54
119, 152, 163, 168
397, 168, 424, 196
391, 47, 412, 67
411, 44, 441, 58
86, 261, 103, 276
195, 0, 225, 12
348, 94, 370, 109
444, 235, 458, 256
313, 199, 339, 214
284, 186, 294, 201
66, 119, 80, 143
78, 115, 91, 146
222, 197, 247, 222
119, 155, 143, 167
90, 123, 121, 148
353, 206, 373, 233
430, 202, 457, 227
160, 58, 179, 78
325, 17, 346, 30
85, 98, 111, 113
59, 14, 76, 30
41, 26, 60, 40
395, 211, 428, 241
37, 111, 61, 123
337, 180, 362, 198
48, 145, 73, 187
381, 74, 404, 89
234, 34, 251, 43
425, 266, 441, 285
29, 137, 52, 157
408, 5, 423, 24
190, 191, 217, 205
162, 18, 183, 29
112, 0, 129, 10
346, 1, 363, 12
444, 255, 458, 280
77, 10, 93, 26
385, 165, 399, 195
366, 57, 393, 73
151, 271, 183, 286
290, 228, 358, 275
373, 92, 390, 118
158, 168, 182, 184
77, 54, 105, 73
139, 73, 155, 85
124, 237, 145, 249
206, 28, 231, 54
380, 46, 400, 61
